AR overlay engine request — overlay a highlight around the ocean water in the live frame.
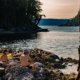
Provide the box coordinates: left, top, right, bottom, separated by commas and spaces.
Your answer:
0, 26, 79, 60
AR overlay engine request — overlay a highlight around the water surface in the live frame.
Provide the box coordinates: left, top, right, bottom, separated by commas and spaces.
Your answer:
0, 26, 79, 59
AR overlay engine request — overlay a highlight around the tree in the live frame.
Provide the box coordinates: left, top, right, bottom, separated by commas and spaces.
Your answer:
72, 10, 80, 24
0, 0, 42, 29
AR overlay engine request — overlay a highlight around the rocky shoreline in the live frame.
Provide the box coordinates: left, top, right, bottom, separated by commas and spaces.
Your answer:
0, 48, 78, 80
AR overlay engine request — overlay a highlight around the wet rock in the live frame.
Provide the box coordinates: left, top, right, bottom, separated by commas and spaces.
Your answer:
53, 62, 66, 69
63, 57, 78, 64
5, 65, 68, 80
49, 54, 60, 60
0, 48, 78, 80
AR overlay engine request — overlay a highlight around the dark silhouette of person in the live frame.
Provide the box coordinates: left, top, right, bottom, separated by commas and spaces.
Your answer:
76, 46, 80, 80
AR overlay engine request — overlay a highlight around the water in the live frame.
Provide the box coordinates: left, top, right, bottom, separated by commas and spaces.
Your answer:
0, 26, 79, 59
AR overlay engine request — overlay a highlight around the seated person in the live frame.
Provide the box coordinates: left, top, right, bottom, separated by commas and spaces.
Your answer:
0, 50, 9, 64
7, 49, 14, 60
20, 50, 33, 67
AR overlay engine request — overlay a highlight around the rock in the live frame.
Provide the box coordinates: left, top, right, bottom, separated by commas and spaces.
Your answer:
63, 57, 78, 64
5, 64, 67, 80
33, 62, 43, 68
53, 62, 66, 69
0, 48, 77, 80
49, 54, 60, 60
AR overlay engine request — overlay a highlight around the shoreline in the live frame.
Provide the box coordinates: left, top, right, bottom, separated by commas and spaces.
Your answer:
0, 28, 49, 40
0, 48, 78, 79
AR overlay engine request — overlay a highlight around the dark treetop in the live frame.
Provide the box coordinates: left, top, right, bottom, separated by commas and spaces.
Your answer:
0, 0, 42, 30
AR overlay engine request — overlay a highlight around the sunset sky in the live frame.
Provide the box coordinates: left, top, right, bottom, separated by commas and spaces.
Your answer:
40, 0, 80, 19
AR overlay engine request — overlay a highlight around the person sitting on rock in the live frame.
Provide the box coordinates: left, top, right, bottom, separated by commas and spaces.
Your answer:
0, 50, 9, 65
7, 49, 14, 60
20, 50, 33, 68
75, 46, 80, 80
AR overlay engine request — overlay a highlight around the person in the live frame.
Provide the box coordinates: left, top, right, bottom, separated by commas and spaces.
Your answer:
0, 49, 3, 58
7, 49, 14, 60
20, 50, 33, 67
76, 46, 80, 80
0, 50, 9, 65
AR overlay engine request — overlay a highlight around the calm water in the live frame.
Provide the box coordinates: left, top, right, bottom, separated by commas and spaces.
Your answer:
0, 26, 79, 59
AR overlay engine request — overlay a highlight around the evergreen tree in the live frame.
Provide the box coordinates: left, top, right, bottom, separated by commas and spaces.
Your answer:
72, 10, 80, 24
0, 0, 42, 28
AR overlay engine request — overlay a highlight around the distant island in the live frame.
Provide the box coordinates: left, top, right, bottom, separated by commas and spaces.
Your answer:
39, 19, 69, 26
39, 11, 80, 26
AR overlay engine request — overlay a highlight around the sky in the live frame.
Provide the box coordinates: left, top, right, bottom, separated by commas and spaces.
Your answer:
40, 0, 80, 19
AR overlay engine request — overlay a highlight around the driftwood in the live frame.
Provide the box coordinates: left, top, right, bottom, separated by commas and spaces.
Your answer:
76, 46, 80, 80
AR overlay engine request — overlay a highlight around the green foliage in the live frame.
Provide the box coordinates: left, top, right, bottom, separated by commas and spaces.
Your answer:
72, 10, 80, 23
0, 0, 42, 28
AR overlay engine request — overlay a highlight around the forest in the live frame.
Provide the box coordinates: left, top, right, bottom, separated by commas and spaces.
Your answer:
72, 10, 80, 24
0, 0, 42, 29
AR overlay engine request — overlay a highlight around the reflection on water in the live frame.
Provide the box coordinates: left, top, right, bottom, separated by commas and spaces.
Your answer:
40, 26, 79, 32
0, 33, 38, 44
0, 26, 79, 59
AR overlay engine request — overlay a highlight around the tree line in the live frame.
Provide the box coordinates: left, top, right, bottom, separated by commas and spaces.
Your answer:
0, 0, 42, 29
72, 10, 80, 24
